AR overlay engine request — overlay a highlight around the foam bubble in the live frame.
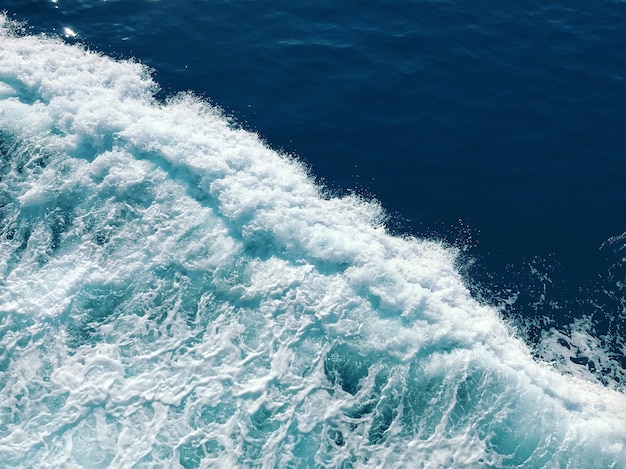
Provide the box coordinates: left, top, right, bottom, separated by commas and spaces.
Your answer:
0, 16, 624, 468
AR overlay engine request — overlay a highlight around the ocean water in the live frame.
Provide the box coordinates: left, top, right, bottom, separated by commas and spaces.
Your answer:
0, 1, 624, 468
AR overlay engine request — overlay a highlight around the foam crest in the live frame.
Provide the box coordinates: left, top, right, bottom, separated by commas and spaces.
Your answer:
0, 17, 624, 468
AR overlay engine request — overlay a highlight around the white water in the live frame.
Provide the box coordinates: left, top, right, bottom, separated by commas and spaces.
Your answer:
0, 17, 624, 468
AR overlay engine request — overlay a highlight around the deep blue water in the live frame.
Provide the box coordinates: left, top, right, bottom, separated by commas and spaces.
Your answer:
6, 1, 626, 268
0, 1, 625, 467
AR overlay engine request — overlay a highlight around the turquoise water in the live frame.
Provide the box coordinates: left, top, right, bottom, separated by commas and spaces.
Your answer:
0, 6, 624, 469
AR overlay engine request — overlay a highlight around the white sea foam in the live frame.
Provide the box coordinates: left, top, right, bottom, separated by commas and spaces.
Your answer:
0, 16, 624, 468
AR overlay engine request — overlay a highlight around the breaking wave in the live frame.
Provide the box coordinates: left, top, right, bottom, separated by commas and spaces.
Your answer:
0, 16, 624, 468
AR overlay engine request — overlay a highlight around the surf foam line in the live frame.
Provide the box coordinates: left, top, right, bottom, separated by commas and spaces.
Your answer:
0, 16, 624, 468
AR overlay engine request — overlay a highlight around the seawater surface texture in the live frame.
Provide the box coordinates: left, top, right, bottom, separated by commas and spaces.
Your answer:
0, 5, 624, 469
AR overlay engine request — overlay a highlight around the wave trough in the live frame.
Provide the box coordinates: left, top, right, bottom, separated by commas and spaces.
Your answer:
0, 17, 624, 468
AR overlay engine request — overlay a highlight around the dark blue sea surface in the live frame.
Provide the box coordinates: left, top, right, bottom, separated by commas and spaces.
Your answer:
7, 1, 626, 261
0, 1, 624, 467
14, 1, 626, 288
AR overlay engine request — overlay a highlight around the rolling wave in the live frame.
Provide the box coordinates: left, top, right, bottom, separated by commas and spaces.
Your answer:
0, 16, 623, 468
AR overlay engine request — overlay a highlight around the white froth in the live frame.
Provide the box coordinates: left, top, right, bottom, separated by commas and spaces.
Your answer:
0, 15, 624, 468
